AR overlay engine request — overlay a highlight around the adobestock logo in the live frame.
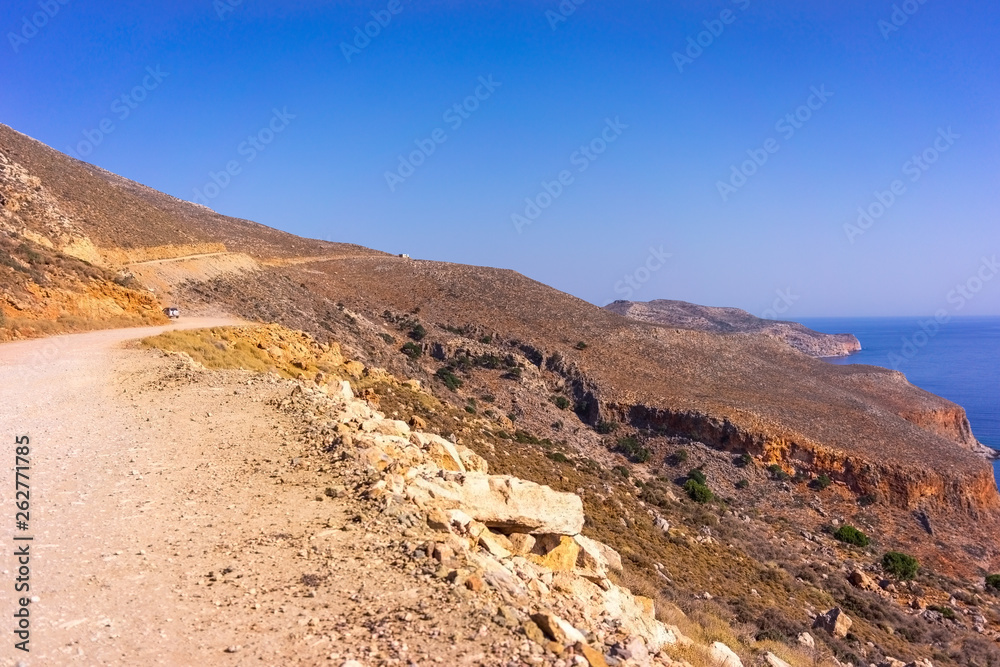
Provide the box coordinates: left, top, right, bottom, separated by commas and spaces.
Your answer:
887, 255, 998, 369
672, 0, 751, 74
340, 0, 405, 63
65, 66, 169, 160
843, 127, 958, 244
511, 117, 628, 234
612, 246, 672, 299
191, 108, 296, 206
385, 76, 501, 193
716, 85, 833, 202
7, 0, 71, 53
760, 288, 800, 320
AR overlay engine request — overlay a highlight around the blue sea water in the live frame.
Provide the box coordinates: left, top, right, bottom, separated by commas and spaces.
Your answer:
798, 317, 1000, 489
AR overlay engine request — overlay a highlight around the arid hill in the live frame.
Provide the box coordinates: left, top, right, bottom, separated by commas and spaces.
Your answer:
5, 121, 1000, 666
605, 299, 862, 358
1, 121, 995, 517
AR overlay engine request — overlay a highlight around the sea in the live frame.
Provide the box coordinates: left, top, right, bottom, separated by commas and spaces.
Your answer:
798, 317, 1000, 489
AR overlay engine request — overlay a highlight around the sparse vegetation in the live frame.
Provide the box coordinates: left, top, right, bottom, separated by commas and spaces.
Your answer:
833, 525, 870, 548
883, 551, 919, 580
813, 474, 832, 490
683, 479, 713, 503
552, 395, 570, 410
379, 332, 395, 344
408, 323, 426, 341
574, 341, 588, 350
735, 453, 753, 468
687, 468, 707, 485
616, 436, 650, 463
986, 574, 1000, 592
401, 342, 422, 359
668, 448, 689, 466
435, 367, 463, 391
596, 420, 618, 434
546, 451, 569, 463
735, 479, 749, 490
767, 464, 790, 481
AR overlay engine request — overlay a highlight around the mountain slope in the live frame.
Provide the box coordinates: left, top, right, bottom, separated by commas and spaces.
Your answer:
605, 299, 861, 358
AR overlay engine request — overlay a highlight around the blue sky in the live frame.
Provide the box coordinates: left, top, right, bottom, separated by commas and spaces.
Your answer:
2, 0, 999, 316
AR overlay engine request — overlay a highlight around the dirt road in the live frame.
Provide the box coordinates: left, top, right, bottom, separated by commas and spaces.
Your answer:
0, 321, 519, 666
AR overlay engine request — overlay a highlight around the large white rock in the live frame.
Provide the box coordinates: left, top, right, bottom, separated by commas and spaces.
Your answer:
710, 641, 743, 667
406, 472, 584, 535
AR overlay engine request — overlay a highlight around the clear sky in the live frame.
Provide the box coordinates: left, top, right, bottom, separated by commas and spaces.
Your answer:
2, 0, 998, 316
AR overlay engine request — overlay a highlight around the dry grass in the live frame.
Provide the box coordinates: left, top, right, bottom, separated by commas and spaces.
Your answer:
141, 326, 344, 380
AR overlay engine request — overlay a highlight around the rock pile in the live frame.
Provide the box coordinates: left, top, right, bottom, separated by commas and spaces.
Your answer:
277, 370, 701, 666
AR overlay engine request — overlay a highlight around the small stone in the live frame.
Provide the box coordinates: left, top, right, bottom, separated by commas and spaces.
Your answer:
224, 645, 240, 653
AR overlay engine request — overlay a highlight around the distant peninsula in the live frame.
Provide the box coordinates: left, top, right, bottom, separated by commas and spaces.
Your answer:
605, 299, 862, 358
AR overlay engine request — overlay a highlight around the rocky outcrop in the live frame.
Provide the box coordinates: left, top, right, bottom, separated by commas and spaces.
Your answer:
812, 607, 852, 638
271, 359, 693, 665
605, 299, 861, 358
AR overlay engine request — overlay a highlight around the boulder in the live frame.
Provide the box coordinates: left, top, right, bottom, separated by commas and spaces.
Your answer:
849, 569, 877, 591
813, 607, 852, 638
406, 472, 585, 535
479, 530, 514, 559
709, 641, 743, 667
797, 632, 815, 649
508, 533, 536, 556
530, 534, 581, 572
574, 534, 623, 578
575, 642, 609, 667
763, 652, 791, 667
530, 612, 586, 646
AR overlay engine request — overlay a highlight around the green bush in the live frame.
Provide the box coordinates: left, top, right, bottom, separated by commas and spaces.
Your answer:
684, 479, 713, 503
883, 551, 919, 580
927, 605, 956, 620
814, 474, 832, 490
574, 341, 588, 350
986, 574, 1000, 592
546, 452, 569, 463
616, 436, 650, 463
435, 367, 463, 391
401, 342, 422, 359
409, 324, 426, 341
687, 469, 707, 485
379, 332, 395, 344
736, 453, 753, 468
613, 465, 630, 478
767, 464, 790, 481
668, 448, 689, 466
834, 525, 870, 548
596, 420, 618, 434
552, 396, 571, 410
735, 479, 749, 490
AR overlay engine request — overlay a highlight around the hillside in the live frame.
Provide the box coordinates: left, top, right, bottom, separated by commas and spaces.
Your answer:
604, 299, 861, 358
3, 122, 1000, 666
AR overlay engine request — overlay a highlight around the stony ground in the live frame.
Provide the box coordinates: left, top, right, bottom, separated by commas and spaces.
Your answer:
0, 322, 532, 666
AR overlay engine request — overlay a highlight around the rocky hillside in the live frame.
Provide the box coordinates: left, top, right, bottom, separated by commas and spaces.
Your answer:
604, 300, 861, 359
143, 324, 1000, 667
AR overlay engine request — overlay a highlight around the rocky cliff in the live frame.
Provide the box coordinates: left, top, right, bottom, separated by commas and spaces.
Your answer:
605, 299, 861, 358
